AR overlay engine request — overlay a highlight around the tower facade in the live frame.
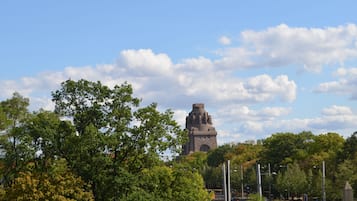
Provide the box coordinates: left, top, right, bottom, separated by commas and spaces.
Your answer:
182, 103, 217, 155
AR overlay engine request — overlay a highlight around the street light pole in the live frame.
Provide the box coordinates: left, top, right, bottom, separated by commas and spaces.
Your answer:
223, 163, 227, 201
322, 161, 326, 201
257, 164, 262, 199
241, 164, 244, 199
268, 163, 271, 201
222, 160, 232, 201
227, 160, 231, 201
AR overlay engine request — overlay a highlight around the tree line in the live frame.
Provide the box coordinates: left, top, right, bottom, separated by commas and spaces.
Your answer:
179, 131, 357, 200
0, 79, 356, 200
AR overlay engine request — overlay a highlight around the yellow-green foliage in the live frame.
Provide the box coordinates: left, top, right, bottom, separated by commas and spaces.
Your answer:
3, 160, 94, 201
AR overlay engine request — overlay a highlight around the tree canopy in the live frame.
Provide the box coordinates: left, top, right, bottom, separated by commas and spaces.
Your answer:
0, 79, 357, 201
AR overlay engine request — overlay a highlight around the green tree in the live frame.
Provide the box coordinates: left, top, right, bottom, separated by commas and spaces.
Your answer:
0, 105, 11, 130
340, 131, 357, 161
276, 163, 307, 199
202, 166, 223, 189
171, 165, 211, 201
307, 132, 344, 197
207, 144, 234, 167
24, 110, 75, 171
335, 157, 357, 199
120, 164, 210, 201
0, 92, 29, 129
231, 143, 263, 165
0, 92, 30, 186
138, 165, 174, 201
178, 151, 207, 172
261, 132, 314, 172
51, 79, 186, 200
306, 168, 322, 198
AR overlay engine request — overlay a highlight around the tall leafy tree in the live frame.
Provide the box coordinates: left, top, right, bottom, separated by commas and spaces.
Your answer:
0, 92, 29, 129
261, 131, 314, 172
276, 163, 307, 199
171, 164, 211, 201
0, 92, 30, 186
308, 133, 344, 188
340, 131, 357, 161
51, 79, 186, 200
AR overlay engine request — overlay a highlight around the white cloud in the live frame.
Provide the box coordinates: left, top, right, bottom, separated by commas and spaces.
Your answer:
117, 49, 173, 76
239, 121, 264, 133
218, 36, 232, 45
214, 104, 357, 143
245, 74, 296, 102
177, 56, 214, 71
175, 72, 296, 105
216, 24, 357, 72
260, 107, 292, 117
321, 105, 353, 116
315, 67, 357, 99
207, 92, 357, 143
216, 104, 291, 122
0, 45, 299, 145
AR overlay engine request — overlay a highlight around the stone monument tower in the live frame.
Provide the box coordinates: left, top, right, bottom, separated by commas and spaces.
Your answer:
182, 103, 217, 155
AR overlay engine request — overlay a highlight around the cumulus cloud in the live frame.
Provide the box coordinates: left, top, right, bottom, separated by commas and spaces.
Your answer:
321, 105, 353, 116
117, 49, 173, 76
308, 105, 357, 130
216, 104, 291, 122
216, 24, 357, 72
215, 104, 357, 142
0, 48, 297, 113
175, 72, 296, 104
315, 67, 357, 99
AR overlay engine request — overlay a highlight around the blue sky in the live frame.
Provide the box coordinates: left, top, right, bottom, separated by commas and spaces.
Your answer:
1, 1, 357, 144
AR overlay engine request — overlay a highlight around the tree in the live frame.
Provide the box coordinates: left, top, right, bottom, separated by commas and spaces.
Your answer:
177, 151, 207, 172
0, 92, 30, 186
3, 159, 94, 201
276, 163, 307, 199
202, 166, 223, 189
120, 164, 210, 201
231, 143, 263, 165
261, 131, 316, 172
0, 92, 29, 129
51, 79, 186, 200
340, 131, 357, 161
137, 165, 174, 201
171, 165, 211, 201
0, 104, 77, 187
334, 156, 357, 199
23, 110, 76, 171
307, 132, 344, 195
207, 144, 234, 167
0, 105, 11, 130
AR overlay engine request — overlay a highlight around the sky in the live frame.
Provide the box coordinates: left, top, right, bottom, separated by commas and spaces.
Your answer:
1, 1, 357, 144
